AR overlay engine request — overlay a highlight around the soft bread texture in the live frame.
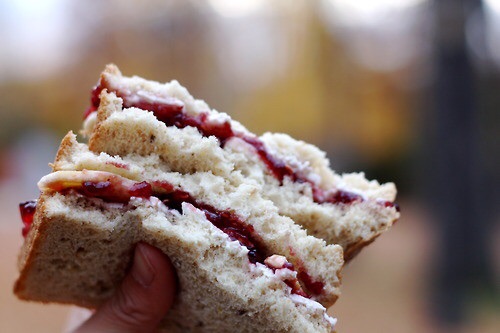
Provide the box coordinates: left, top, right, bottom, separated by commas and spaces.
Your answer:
84, 66, 399, 259
89, 90, 234, 176
250, 133, 398, 259
15, 192, 336, 332
226, 133, 399, 260
16, 64, 400, 332
53, 132, 344, 307
15, 131, 342, 331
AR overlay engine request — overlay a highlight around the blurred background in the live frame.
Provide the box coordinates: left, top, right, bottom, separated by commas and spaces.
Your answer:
0, 0, 498, 332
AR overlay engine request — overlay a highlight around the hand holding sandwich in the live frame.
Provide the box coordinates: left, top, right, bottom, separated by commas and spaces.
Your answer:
15, 65, 400, 332
74, 243, 177, 333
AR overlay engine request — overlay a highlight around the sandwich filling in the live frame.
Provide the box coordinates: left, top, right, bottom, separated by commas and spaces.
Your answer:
19, 201, 37, 238
28, 170, 325, 299
85, 81, 399, 212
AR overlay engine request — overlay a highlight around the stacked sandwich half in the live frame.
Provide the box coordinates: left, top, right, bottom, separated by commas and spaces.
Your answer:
15, 65, 400, 333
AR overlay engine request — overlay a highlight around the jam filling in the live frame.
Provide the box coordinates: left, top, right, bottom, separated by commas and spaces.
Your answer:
60, 180, 152, 204
287, 248, 326, 295
151, 181, 265, 264
298, 271, 325, 296
83, 84, 104, 119
20, 201, 37, 237
264, 256, 309, 298
86, 82, 398, 211
105, 161, 130, 170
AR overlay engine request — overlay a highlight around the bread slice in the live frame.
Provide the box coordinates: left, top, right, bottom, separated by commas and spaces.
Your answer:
15, 129, 344, 331
83, 66, 399, 260
47, 131, 344, 306
15, 191, 337, 332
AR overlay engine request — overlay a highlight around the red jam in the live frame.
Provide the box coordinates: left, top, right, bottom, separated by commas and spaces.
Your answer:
241, 136, 296, 182
385, 201, 400, 212
284, 279, 309, 298
265, 258, 309, 297
286, 248, 325, 296
85, 82, 398, 210
129, 181, 153, 198
132, 99, 185, 124
74, 180, 152, 203
153, 186, 265, 264
320, 189, 363, 205
297, 271, 325, 295
105, 161, 130, 170
66, 179, 154, 203
83, 84, 104, 119
19, 201, 37, 237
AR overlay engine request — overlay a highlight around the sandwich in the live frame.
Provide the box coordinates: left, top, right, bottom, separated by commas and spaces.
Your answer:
83, 65, 399, 260
14, 65, 400, 332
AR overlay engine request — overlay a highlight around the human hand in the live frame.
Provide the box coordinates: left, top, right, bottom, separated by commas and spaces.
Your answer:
72, 243, 177, 333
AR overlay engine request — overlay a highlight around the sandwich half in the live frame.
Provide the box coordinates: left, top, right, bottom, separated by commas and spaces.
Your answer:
15, 131, 343, 332
83, 64, 400, 260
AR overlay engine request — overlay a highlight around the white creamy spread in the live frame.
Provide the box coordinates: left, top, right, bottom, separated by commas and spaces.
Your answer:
289, 294, 337, 329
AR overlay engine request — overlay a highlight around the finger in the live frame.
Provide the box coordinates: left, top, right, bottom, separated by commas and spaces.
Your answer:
74, 243, 177, 333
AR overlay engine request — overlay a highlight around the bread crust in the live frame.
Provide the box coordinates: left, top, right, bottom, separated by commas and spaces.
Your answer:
15, 193, 337, 332
15, 194, 50, 299
15, 193, 138, 307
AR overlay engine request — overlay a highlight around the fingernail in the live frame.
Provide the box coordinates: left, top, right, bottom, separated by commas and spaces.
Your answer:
131, 243, 155, 287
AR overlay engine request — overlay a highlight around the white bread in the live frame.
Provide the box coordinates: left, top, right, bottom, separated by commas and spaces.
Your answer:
83, 65, 399, 260
15, 191, 337, 332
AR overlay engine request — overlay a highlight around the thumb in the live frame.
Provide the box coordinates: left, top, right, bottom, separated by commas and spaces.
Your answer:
74, 243, 177, 333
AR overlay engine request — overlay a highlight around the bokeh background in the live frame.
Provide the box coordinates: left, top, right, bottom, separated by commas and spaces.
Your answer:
1, 0, 498, 332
